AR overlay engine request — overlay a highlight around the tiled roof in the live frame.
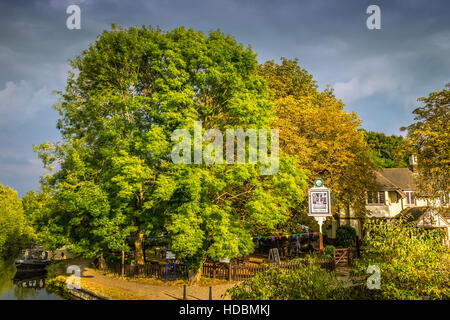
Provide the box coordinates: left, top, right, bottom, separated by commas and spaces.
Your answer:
375, 168, 416, 191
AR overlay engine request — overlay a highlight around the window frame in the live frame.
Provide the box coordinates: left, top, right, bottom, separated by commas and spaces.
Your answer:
367, 191, 386, 205
405, 191, 415, 205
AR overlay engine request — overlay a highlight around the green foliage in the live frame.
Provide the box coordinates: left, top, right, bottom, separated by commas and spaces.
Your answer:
22, 190, 67, 251
324, 245, 335, 256
336, 225, 356, 248
401, 83, 450, 204
0, 259, 15, 298
227, 258, 349, 300
33, 26, 308, 272
354, 219, 450, 299
0, 184, 34, 258
361, 130, 409, 168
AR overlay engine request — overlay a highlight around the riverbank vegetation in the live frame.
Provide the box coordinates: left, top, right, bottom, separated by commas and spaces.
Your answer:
0, 184, 34, 259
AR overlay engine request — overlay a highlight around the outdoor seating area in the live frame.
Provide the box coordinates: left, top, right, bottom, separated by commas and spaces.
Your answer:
97, 233, 352, 282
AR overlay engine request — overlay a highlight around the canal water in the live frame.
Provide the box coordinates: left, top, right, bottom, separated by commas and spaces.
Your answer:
0, 259, 62, 300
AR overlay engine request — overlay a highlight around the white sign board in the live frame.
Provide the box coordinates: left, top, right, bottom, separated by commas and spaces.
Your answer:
165, 250, 176, 260
219, 257, 230, 263
308, 187, 331, 216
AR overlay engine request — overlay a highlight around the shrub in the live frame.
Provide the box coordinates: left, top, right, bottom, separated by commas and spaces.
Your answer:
226, 258, 351, 300
354, 219, 450, 300
336, 225, 356, 248
325, 245, 335, 256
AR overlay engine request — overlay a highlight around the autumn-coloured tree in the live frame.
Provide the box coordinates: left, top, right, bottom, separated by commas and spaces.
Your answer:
257, 58, 376, 220
402, 83, 450, 206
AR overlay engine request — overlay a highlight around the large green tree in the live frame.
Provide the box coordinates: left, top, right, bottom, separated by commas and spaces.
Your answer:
35, 26, 307, 278
402, 83, 450, 206
0, 184, 33, 258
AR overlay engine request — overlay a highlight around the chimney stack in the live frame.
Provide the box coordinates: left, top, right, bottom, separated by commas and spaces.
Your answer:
409, 154, 418, 173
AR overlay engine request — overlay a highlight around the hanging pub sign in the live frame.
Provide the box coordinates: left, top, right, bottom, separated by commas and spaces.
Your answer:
308, 179, 331, 253
308, 180, 332, 217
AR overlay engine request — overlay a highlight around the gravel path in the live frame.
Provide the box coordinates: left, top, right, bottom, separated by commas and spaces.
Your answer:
81, 267, 235, 300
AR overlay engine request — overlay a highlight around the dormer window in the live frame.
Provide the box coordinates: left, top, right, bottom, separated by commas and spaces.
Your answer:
405, 191, 415, 205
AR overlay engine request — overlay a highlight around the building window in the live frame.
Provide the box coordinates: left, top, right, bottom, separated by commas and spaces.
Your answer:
368, 191, 385, 204
405, 191, 415, 205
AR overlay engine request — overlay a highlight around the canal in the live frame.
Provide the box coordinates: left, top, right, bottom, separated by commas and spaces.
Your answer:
0, 259, 62, 300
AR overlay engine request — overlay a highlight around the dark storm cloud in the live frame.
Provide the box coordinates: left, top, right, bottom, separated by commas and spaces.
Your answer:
0, 0, 449, 195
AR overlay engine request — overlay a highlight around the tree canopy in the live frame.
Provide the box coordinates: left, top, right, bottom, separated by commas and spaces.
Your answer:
0, 184, 33, 258
361, 130, 410, 168
257, 58, 376, 218
402, 83, 450, 205
34, 26, 308, 276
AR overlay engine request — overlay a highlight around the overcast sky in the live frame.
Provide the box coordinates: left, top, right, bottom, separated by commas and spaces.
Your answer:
0, 0, 449, 195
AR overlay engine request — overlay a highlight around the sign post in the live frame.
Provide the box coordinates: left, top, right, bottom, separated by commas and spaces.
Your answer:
165, 259, 168, 283
165, 250, 176, 282
308, 179, 331, 252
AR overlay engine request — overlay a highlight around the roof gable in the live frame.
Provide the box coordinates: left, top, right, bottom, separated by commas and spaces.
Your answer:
417, 210, 449, 228
396, 207, 449, 228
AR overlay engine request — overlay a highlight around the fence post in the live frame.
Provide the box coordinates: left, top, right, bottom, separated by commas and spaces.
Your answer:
228, 263, 232, 282
165, 259, 168, 282
209, 286, 212, 300
213, 262, 216, 280
183, 285, 187, 300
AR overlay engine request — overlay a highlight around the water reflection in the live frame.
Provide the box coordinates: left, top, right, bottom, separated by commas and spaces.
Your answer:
0, 259, 62, 300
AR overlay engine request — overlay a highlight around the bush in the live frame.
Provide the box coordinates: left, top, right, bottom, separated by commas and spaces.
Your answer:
226, 258, 351, 300
336, 225, 356, 248
354, 219, 450, 300
325, 245, 335, 256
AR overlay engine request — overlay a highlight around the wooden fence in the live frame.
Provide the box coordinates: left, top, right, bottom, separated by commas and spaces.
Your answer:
101, 260, 188, 280
202, 260, 311, 281
99, 258, 334, 281
217, 258, 336, 281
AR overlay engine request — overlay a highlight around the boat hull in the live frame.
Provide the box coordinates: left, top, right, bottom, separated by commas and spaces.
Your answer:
14, 261, 50, 271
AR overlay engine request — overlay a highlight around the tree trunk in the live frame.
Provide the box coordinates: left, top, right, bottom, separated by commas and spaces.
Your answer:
98, 254, 106, 270
345, 204, 351, 226
188, 265, 202, 283
121, 249, 125, 277
134, 231, 144, 274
